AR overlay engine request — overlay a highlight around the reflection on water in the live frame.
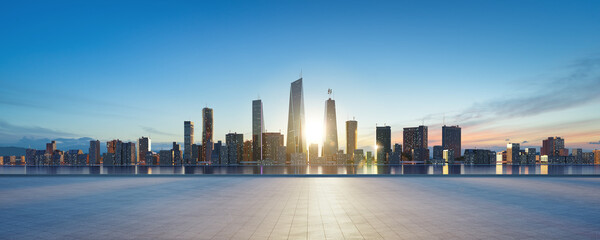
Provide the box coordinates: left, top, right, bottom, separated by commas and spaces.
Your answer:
0, 164, 599, 175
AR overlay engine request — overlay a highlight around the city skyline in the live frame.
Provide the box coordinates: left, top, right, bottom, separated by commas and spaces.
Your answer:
1, 1, 600, 152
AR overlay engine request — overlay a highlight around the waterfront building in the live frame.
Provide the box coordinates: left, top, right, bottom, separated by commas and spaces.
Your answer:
442, 125, 461, 158
323, 95, 339, 158
202, 107, 214, 162
226, 133, 243, 165
89, 140, 101, 165
286, 78, 306, 160
541, 137, 565, 156
252, 99, 264, 162
376, 126, 391, 164
403, 126, 428, 162
184, 121, 194, 164
346, 120, 357, 159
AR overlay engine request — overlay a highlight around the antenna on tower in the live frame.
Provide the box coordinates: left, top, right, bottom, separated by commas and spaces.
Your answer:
328, 88, 332, 98
300, 69, 302, 79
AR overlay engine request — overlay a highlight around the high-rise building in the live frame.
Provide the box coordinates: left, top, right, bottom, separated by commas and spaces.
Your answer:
252, 99, 264, 162
107, 140, 118, 154
159, 150, 174, 166
172, 142, 182, 165
89, 140, 100, 165
541, 137, 565, 156
443, 149, 455, 164
403, 126, 428, 161
592, 150, 600, 164
243, 140, 253, 162
433, 146, 443, 160
184, 121, 194, 165
286, 78, 306, 159
525, 148, 536, 164
138, 137, 150, 165
225, 133, 243, 165
122, 142, 136, 165
263, 132, 284, 164
46, 141, 56, 154
572, 148, 583, 164
442, 125, 461, 158
464, 149, 496, 164
346, 120, 357, 159
376, 126, 391, 164
506, 143, 520, 164
309, 143, 319, 164
202, 108, 214, 163
323, 96, 338, 158
212, 141, 223, 165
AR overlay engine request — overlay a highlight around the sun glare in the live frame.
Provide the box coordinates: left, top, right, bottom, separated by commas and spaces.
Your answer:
305, 118, 323, 147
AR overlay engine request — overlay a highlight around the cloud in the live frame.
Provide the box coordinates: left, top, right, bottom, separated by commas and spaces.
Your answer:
141, 126, 177, 136
521, 141, 528, 144
505, 139, 510, 141
443, 55, 600, 128
10, 137, 95, 151
589, 140, 600, 145
0, 119, 76, 141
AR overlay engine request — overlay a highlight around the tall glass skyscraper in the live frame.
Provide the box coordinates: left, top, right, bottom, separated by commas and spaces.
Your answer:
323, 96, 338, 157
252, 99, 264, 162
286, 78, 306, 160
184, 121, 194, 164
202, 107, 213, 163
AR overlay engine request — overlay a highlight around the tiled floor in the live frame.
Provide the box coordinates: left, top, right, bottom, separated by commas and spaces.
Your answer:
0, 176, 599, 239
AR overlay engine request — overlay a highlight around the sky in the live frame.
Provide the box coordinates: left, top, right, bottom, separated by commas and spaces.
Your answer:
1, 0, 600, 153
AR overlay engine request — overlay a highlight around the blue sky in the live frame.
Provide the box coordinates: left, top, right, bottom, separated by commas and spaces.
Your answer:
1, 0, 600, 152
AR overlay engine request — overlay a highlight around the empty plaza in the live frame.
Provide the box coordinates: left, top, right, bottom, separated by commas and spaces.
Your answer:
0, 176, 598, 239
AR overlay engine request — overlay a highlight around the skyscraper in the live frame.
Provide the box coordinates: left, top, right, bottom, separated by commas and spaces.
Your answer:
403, 126, 428, 162
263, 132, 284, 164
376, 126, 391, 164
506, 143, 520, 164
138, 136, 150, 165
286, 78, 306, 159
346, 120, 357, 159
202, 108, 213, 163
122, 142, 136, 165
323, 95, 338, 158
243, 140, 253, 162
89, 140, 100, 165
433, 145, 443, 160
184, 121, 194, 165
172, 142, 182, 165
225, 133, 243, 165
541, 137, 565, 156
442, 125, 461, 158
46, 141, 56, 154
252, 99, 264, 162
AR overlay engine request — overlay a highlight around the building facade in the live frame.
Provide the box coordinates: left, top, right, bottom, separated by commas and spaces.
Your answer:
202, 108, 213, 163
286, 78, 306, 160
376, 126, 391, 164
184, 121, 194, 164
346, 120, 357, 160
323, 97, 338, 158
442, 125, 461, 158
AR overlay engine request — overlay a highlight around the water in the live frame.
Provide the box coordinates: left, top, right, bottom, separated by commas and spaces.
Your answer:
0, 164, 599, 175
